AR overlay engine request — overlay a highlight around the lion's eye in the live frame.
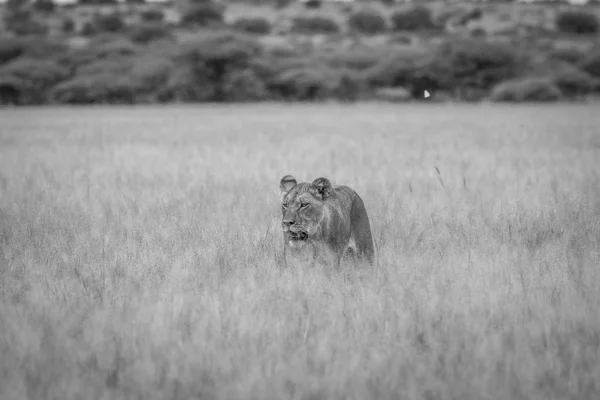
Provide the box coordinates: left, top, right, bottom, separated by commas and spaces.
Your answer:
300, 203, 309, 208
282, 203, 288, 209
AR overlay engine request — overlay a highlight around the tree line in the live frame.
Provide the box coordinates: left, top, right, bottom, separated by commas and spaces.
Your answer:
0, 1, 599, 105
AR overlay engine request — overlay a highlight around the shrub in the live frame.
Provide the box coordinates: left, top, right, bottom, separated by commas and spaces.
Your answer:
222, 69, 269, 101
92, 12, 125, 33
59, 37, 139, 70
180, 3, 224, 27
62, 17, 75, 33
158, 66, 217, 102
81, 21, 96, 36
3, 9, 48, 35
319, 47, 386, 71
32, 0, 55, 13
362, 46, 434, 90
129, 23, 172, 44
373, 87, 411, 102
232, 17, 272, 35
490, 78, 562, 102
78, 0, 117, 4
128, 54, 174, 101
550, 68, 599, 98
549, 45, 588, 64
0, 58, 70, 104
50, 74, 138, 104
0, 37, 24, 65
470, 27, 487, 38
391, 6, 436, 32
290, 16, 340, 35
0, 36, 68, 64
275, 0, 294, 8
331, 72, 367, 102
0, 77, 21, 105
455, 7, 483, 26
348, 9, 387, 35
304, 0, 322, 9
140, 9, 164, 22
426, 38, 522, 91
555, 10, 599, 35
579, 50, 600, 77
76, 57, 134, 77
269, 64, 341, 101
174, 32, 262, 101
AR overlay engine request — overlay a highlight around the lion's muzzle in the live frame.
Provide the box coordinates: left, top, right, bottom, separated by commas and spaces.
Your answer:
287, 230, 308, 241
282, 223, 309, 242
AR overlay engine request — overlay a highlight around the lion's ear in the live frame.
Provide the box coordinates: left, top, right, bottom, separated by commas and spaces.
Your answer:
312, 177, 332, 200
280, 175, 297, 195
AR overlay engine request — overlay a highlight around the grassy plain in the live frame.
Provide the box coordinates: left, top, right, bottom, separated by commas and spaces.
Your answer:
1, 103, 599, 400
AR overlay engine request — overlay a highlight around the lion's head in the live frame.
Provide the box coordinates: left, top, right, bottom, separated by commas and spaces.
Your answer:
279, 175, 332, 249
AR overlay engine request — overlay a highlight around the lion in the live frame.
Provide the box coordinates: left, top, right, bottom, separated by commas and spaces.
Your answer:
279, 175, 375, 269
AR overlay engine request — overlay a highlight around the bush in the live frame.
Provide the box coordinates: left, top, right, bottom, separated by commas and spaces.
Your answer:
92, 12, 126, 33
348, 9, 387, 35
319, 47, 386, 71
391, 6, 436, 32
173, 32, 262, 101
331, 72, 366, 102
50, 74, 138, 104
62, 17, 75, 33
221, 69, 269, 101
290, 16, 340, 35
550, 68, 599, 98
3, 9, 48, 35
180, 3, 224, 27
275, 0, 293, 8
78, 0, 117, 4
426, 38, 522, 91
0, 37, 24, 65
470, 27, 487, 38
81, 22, 96, 36
129, 23, 172, 44
128, 54, 174, 101
304, 0, 322, 9
269, 64, 341, 101
158, 66, 217, 102
579, 50, 600, 77
373, 87, 411, 102
455, 7, 483, 26
490, 78, 562, 102
32, 0, 56, 13
0, 36, 68, 64
0, 77, 21, 105
549, 45, 588, 64
0, 58, 70, 104
232, 17, 272, 35
140, 9, 164, 22
555, 10, 599, 35
59, 37, 139, 71
362, 46, 433, 89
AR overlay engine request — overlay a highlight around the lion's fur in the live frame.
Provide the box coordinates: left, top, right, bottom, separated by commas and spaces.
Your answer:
279, 175, 375, 268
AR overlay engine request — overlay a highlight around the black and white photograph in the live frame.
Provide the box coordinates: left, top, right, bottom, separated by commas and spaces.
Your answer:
1, 0, 599, 398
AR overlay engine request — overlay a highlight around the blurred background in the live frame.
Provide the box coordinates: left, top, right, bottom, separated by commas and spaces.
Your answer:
0, 0, 599, 106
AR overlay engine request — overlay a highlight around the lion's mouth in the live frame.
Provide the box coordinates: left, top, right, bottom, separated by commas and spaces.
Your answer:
288, 231, 308, 241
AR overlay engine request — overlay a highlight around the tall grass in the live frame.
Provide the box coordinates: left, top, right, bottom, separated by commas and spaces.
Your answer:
1, 103, 599, 400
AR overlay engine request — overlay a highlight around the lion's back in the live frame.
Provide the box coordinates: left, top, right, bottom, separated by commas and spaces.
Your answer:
333, 185, 375, 262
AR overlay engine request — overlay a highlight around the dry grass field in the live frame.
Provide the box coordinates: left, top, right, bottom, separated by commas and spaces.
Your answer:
1, 103, 599, 400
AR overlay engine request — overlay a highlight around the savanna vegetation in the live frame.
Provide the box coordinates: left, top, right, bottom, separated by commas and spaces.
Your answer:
0, 0, 600, 105
1, 104, 599, 399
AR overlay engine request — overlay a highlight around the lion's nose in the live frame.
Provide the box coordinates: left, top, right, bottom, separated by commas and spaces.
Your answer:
283, 219, 295, 227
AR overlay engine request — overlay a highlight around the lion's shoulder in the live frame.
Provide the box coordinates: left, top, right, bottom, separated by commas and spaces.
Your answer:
324, 185, 356, 217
